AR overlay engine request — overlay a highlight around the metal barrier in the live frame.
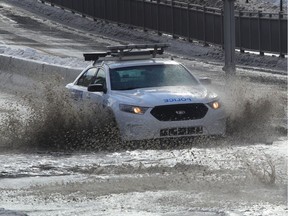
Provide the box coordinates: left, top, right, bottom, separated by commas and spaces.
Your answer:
41, 0, 287, 56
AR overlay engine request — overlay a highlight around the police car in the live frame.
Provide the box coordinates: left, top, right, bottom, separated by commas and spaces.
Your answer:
66, 44, 226, 141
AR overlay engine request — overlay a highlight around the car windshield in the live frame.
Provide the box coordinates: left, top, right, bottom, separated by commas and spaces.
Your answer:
109, 64, 199, 90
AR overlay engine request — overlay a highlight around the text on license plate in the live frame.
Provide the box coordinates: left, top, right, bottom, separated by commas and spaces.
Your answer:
160, 126, 203, 137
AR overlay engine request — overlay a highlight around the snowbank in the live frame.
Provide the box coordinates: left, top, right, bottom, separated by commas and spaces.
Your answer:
0, 53, 81, 82
0, 45, 87, 68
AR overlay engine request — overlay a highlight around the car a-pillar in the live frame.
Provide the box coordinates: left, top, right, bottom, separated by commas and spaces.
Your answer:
222, 0, 236, 76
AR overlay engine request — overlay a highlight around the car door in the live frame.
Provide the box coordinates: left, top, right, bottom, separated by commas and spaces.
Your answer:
86, 67, 108, 107
69, 67, 98, 100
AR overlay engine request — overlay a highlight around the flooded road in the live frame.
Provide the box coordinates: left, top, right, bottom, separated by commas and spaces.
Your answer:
0, 67, 286, 215
0, 0, 287, 215
0, 140, 287, 215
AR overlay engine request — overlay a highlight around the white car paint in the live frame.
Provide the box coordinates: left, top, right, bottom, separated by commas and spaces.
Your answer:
66, 59, 226, 141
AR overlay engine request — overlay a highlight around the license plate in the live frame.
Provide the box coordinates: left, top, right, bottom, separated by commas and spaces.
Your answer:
160, 126, 203, 137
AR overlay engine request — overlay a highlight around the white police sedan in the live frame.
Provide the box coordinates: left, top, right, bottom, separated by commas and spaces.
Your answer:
66, 44, 226, 141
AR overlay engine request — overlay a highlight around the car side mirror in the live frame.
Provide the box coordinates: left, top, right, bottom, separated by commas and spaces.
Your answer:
87, 84, 106, 93
199, 77, 212, 85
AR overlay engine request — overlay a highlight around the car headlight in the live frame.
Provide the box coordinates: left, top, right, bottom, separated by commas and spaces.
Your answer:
208, 101, 221, 110
119, 104, 149, 114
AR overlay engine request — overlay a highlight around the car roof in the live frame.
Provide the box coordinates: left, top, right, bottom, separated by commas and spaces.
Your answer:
103, 58, 180, 69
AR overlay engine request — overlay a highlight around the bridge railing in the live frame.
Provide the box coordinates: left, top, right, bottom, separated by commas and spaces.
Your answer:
41, 0, 287, 56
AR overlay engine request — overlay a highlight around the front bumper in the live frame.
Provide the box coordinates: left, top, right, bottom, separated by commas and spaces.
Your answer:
114, 107, 226, 141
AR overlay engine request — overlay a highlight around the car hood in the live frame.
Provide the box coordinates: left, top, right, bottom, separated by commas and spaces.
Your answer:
110, 85, 218, 106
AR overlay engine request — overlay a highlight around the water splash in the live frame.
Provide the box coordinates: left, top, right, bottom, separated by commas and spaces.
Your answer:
0, 77, 120, 152
222, 77, 286, 144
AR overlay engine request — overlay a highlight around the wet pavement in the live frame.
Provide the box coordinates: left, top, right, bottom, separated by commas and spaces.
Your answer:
0, 0, 287, 215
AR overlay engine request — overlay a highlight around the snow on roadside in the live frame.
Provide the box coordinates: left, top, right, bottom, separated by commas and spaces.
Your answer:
1, 0, 287, 73
0, 45, 87, 68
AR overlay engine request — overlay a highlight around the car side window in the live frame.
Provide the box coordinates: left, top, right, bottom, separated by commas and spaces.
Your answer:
93, 68, 106, 87
77, 67, 98, 87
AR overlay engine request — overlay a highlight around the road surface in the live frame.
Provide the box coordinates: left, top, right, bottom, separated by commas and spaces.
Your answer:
0, 1, 287, 215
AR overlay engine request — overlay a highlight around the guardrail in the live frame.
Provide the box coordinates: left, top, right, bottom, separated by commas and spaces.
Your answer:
41, 0, 287, 56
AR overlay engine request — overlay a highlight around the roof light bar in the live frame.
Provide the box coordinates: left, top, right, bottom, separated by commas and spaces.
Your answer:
107, 43, 169, 52
83, 43, 170, 61
110, 49, 164, 58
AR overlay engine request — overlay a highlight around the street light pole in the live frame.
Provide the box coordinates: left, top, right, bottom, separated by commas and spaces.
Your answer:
222, 0, 236, 76
280, 0, 283, 12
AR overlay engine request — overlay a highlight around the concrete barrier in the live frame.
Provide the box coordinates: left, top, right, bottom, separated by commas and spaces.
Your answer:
0, 54, 81, 82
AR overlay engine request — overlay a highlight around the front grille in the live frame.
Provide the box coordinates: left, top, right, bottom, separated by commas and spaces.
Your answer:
150, 103, 208, 121
160, 126, 203, 137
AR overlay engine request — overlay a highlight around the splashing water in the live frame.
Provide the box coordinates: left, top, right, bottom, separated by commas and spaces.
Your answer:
0, 76, 121, 152
221, 77, 286, 143
0, 74, 285, 152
